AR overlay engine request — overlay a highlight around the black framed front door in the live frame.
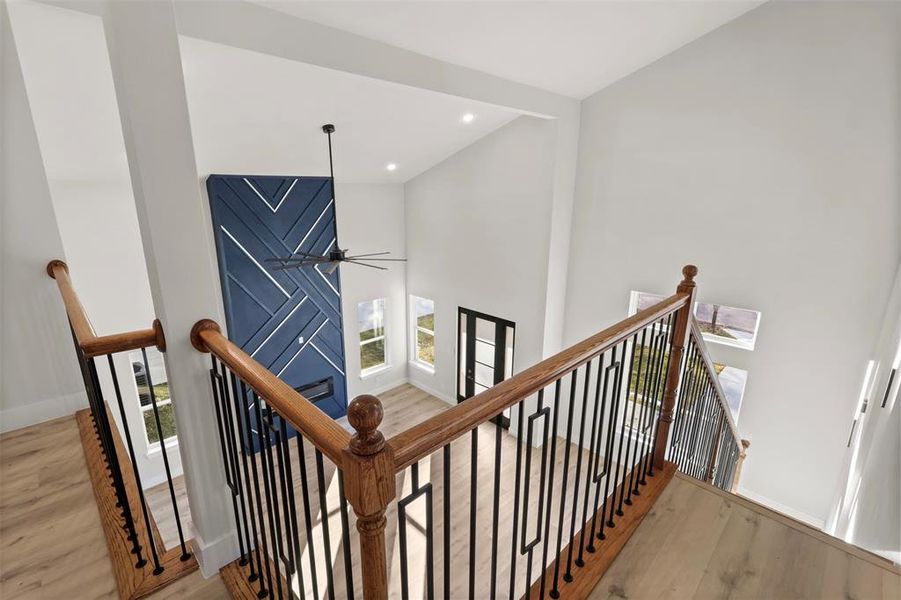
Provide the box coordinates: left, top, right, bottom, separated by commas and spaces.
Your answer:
456, 307, 515, 428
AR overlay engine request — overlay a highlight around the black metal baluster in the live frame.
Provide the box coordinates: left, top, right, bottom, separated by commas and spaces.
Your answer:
644, 315, 673, 479
550, 370, 578, 598
603, 343, 627, 532
633, 321, 662, 488
219, 368, 256, 577
314, 450, 336, 600
266, 409, 295, 599
278, 415, 306, 599
623, 328, 649, 505
468, 425, 478, 600
613, 334, 639, 517
232, 378, 266, 593
506, 400, 525, 599
520, 391, 550, 596
337, 471, 354, 599
538, 380, 562, 600
106, 354, 148, 567
489, 404, 504, 599
141, 348, 190, 561
253, 398, 284, 600
242, 385, 274, 597
398, 462, 435, 600
577, 353, 606, 564
564, 360, 592, 581
210, 360, 250, 573
442, 443, 451, 600
295, 434, 320, 600
590, 347, 619, 545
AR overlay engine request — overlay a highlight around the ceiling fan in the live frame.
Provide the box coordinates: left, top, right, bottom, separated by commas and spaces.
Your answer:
265, 124, 406, 274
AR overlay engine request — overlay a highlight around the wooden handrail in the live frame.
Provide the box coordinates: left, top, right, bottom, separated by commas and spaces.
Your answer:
389, 292, 691, 471
190, 319, 352, 467
46, 260, 165, 357
688, 317, 743, 447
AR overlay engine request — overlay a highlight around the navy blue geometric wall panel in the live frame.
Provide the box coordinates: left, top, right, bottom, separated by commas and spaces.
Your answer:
207, 175, 348, 430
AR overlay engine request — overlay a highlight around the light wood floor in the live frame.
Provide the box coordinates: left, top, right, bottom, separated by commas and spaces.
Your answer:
0, 414, 226, 599
590, 473, 901, 600
6, 383, 895, 600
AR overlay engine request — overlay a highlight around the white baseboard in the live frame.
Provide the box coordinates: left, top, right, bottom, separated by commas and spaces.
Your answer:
736, 486, 826, 530
406, 378, 455, 406
192, 529, 239, 578
0, 391, 87, 433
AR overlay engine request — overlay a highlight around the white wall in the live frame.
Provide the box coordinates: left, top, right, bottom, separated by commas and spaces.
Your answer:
334, 183, 409, 399
827, 261, 901, 561
0, 6, 85, 432
404, 116, 557, 403
563, 1, 901, 525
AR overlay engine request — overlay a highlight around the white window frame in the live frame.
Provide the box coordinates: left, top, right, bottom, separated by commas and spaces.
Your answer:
131, 356, 177, 449
358, 298, 389, 377
410, 295, 436, 373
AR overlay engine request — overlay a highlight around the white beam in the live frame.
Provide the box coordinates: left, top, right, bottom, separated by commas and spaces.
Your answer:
101, 0, 236, 575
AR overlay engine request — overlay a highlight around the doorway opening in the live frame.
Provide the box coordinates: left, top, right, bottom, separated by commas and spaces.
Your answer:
456, 308, 515, 428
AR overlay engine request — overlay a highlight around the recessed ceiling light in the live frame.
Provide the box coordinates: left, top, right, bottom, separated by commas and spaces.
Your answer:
386, 163, 397, 172
461, 113, 475, 123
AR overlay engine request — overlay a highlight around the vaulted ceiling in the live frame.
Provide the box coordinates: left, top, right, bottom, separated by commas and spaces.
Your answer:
256, 1, 765, 98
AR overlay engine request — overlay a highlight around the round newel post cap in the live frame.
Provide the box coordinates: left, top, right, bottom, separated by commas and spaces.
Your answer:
348, 395, 385, 456
152, 319, 167, 353
740, 439, 751, 450
46, 259, 68, 279
682, 264, 698, 283
190, 319, 221, 353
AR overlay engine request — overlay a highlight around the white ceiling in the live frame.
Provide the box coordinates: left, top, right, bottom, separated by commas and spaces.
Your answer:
257, 1, 764, 99
10, 1, 520, 185
179, 36, 520, 183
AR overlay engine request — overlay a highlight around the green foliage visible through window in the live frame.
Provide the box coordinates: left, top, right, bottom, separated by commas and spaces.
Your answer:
143, 400, 177, 444
358, 299, 387, 374
413, 297, 435, 367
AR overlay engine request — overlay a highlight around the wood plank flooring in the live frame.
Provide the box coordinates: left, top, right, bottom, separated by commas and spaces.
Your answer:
4, 383, 895, 600
588, 473, 901, 600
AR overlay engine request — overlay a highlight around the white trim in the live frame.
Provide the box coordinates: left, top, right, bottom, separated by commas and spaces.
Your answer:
243, 177, 297, 213
251, 296, 308, 358
408, 360, 435, 376
406, 379, 455, 406
277, 319, 327, 376
191, 528, 239, 577
310, 341, 346, 376
736, 486, 826, 530
220, 226, 291, 298
293, 199, 334, 253
0, 391, 88, 433
360, 364, 391, 380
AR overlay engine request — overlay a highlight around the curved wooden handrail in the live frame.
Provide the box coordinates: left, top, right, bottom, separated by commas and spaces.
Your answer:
389, 293, 691, 471
46, 260, 165, 357
191, 319, 352, 467
689, 316, 742, 447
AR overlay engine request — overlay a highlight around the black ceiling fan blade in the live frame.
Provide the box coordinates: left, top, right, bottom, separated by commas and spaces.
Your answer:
344, 251, 392, 258
348, 258, 407, 262
323, 261, 342, 274
271, 261, 327, 270
345, 260, 387, 271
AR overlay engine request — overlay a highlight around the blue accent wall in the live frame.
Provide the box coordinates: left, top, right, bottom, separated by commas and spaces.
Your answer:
207, 175, 348, 425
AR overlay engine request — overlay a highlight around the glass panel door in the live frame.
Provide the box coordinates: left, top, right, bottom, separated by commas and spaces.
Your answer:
457, 308, 515, 428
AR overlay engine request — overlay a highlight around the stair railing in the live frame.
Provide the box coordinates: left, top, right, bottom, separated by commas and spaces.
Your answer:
46, 260, 197, 599
193, 264, 749, 599
668, 315, 750, 491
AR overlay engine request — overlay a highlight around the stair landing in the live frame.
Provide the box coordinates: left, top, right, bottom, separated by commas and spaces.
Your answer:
589, 473, 900, 599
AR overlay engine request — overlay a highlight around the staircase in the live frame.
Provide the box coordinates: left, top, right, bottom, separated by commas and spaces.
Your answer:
49, 260, 888, 600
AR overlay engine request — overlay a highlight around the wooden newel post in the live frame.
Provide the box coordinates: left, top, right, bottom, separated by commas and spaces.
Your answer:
731, 439, 751, 492
343, 395, 395, 600
653, 264, 698, 470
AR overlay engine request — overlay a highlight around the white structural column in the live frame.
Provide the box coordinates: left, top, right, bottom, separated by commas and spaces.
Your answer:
101, 0, 236, 575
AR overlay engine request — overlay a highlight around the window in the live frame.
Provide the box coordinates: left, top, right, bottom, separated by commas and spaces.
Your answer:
130, 349, 176, 445
358, 299, 387, 375
628, 291, 761, 351
714, 363, 748, 420
695, 302, 761, 351
412, 296, 435, 369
